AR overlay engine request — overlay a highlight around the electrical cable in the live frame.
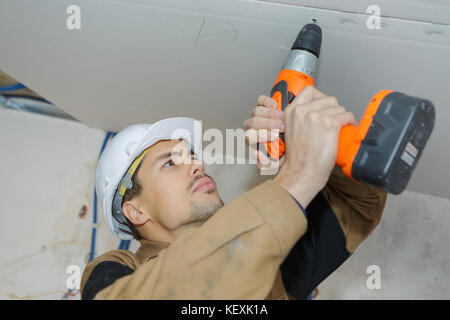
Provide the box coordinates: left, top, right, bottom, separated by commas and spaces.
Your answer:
1, 93, 52, 104
89, 131, 114, 262
124, 239, 131, 250
0, 83, 26, 91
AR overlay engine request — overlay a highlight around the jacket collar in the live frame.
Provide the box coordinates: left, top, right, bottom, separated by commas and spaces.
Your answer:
135, 238, 170, 264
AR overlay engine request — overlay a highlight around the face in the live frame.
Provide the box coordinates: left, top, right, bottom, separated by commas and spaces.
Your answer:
134, 139, 224, 232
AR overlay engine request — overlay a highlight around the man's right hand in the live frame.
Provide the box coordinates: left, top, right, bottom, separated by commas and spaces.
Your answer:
274, 86, 357, 208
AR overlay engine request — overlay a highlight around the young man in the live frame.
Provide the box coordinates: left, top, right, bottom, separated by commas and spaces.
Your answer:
80, 86, 387, 299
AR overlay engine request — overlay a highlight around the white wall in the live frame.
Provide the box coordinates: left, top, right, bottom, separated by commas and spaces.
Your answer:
0, 108, 449, 299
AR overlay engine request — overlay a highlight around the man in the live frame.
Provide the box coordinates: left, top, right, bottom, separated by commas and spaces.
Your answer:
80, 86, 387, 299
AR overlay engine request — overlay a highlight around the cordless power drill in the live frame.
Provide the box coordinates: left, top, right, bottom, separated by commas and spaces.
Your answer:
262, 21, 435, 194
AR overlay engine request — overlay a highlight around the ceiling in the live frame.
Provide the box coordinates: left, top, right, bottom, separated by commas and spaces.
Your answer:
1, 0, 449, 198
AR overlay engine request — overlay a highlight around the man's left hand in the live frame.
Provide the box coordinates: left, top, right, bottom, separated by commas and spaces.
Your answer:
243, 95, 285, 170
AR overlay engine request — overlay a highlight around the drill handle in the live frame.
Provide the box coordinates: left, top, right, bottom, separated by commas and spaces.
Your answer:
263, 70, 315, 160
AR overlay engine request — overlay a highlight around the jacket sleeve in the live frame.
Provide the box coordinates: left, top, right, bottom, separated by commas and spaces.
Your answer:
94, 179, 308, 299
280, 165, 388, 299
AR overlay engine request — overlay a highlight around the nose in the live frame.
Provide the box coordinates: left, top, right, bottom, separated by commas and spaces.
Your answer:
189, 159, 205, 177
172, 140, 204, 176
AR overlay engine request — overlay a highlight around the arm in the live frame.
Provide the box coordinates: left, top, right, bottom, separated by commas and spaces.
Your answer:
322, 165, 387, 252
93, 179, 310, 299
280, 165, 388, 299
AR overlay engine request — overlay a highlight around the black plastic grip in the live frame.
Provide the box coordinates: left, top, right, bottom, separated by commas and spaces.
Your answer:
270, 80, 296, 144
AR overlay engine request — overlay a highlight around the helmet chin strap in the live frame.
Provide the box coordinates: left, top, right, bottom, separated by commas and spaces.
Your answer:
112, 147, 152, 235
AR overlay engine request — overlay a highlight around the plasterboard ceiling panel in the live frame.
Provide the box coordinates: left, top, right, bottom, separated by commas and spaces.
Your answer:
0, 0, 449, 198
259, 0, 450, 24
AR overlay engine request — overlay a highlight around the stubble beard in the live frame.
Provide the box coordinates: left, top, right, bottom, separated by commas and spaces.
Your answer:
188, 189, 224, 225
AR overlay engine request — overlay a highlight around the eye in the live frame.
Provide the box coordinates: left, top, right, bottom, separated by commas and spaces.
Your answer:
163, 159, 175, 168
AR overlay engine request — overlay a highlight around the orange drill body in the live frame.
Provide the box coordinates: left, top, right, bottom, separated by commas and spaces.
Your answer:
336, 89, 393, 179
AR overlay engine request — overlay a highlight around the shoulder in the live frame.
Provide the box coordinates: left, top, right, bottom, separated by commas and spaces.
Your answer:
80, 250, 140, 300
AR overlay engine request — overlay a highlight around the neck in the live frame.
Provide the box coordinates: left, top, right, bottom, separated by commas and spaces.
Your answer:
138, 224, 174, 243
140, 220, 205, 244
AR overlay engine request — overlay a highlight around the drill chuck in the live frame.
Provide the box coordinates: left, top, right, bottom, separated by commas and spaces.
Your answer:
291, 23, 322, 57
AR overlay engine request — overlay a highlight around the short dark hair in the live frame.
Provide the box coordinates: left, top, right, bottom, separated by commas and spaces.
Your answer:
121, 161, 144, 240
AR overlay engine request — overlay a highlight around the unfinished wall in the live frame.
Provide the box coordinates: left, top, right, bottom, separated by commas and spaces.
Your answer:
316, 190, 450, 299
0, 108, 124, 299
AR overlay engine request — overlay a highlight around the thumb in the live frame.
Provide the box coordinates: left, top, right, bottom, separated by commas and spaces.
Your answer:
292, 85, 327, 105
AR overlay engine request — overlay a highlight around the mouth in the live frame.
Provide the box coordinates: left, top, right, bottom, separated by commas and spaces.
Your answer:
193, 177, 216, 193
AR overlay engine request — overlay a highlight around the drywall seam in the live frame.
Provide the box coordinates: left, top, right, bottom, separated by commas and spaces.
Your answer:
256, 0, 450, 26
256, 0, 449, 27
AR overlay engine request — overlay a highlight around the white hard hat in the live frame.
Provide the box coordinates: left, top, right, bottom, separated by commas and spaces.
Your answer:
95, 117, 201, 240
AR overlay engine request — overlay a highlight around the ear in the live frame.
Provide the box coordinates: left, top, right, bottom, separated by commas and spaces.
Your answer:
122, 200, 151, 226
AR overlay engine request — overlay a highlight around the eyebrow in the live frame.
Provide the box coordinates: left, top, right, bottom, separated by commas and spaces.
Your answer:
153, 147, 196, 167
